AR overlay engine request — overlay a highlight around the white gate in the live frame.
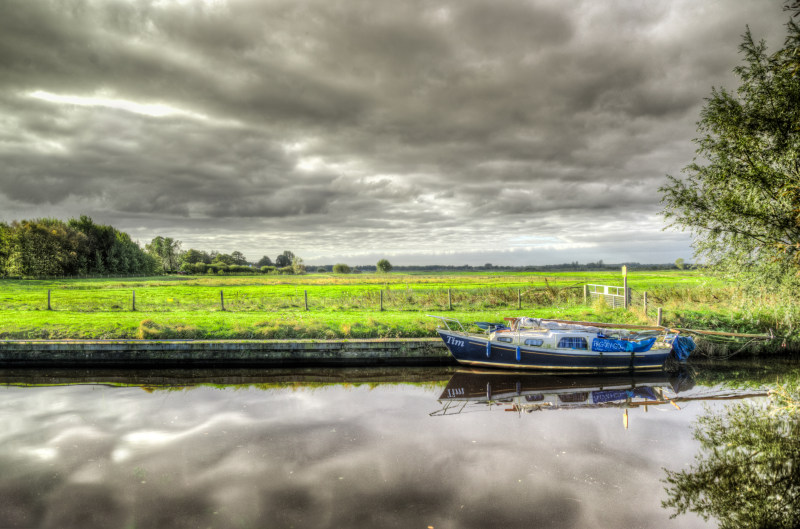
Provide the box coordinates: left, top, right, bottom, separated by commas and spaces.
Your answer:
586, 284, 629, 309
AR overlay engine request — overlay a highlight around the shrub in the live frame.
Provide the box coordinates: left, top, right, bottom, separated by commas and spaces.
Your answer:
333, 263, 351, 274
260, 266, 276, 274
376, 259, 393, 273
228, 264, 252, 274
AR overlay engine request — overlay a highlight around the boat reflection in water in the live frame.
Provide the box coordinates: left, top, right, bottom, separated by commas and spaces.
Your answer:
433, 369, 695, 426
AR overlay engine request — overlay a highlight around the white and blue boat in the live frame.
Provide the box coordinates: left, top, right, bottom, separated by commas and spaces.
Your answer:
429, 316, 693, 372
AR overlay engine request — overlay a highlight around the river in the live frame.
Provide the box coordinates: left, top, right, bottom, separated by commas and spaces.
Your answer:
0, 361, 797, 529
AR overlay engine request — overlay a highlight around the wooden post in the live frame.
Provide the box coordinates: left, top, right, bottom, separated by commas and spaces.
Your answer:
220, 290, 225, 311
517, 289, 521, 309
583, 284, 588, 304
448, 288, 452, 310
623, 276, 629, 309
657, 307, 663, 326
47, 290, 51, 311
380, 290, 384, 312
643, 291, 647, 317
132, 290, 136, 311
304, 290, 308, 311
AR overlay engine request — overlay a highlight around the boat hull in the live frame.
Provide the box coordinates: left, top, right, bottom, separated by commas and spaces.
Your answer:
437, 329, 673, 372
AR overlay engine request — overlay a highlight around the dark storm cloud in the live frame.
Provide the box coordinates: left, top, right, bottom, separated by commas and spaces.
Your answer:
0, 0, 791, 262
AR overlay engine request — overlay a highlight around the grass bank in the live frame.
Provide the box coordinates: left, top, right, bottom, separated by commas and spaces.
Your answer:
0, 271, 796, 356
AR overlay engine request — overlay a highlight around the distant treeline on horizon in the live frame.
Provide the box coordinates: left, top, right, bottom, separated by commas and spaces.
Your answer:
313, 262, 686, 273
0, 216, 688, 278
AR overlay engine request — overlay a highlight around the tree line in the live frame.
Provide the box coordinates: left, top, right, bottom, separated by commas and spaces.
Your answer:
0, 216, 159, 277
0, 217, 310, 278
175, 247, 306, 275
0, 217, 685, 279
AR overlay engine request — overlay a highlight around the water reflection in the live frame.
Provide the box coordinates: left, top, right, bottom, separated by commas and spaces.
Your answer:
0, 365, 786, 529
434, 370, 696, 424
663, 382, 800, 528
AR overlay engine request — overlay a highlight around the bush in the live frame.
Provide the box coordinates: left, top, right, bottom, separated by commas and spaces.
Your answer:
228, 264, 252, 274
333, 263, 351, 274
376, 259, 393, 273
260, 266, 276, 274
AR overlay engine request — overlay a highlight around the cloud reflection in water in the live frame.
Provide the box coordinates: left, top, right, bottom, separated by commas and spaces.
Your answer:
0, 382, 709, 528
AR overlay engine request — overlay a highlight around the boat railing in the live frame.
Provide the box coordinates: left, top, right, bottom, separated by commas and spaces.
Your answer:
426, 315, 468, 333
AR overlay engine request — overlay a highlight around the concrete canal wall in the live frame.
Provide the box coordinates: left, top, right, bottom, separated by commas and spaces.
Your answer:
0, 339, 453, 367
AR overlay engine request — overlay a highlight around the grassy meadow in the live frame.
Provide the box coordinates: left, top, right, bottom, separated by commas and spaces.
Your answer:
0, 269, 793, 353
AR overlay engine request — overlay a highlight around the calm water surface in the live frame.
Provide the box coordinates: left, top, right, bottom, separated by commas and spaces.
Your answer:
0, 364, 792, 529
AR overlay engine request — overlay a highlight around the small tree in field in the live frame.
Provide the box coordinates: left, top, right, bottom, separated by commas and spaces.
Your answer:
333, 263, 351, 274
376, 259, 393, 273
292, 256, 306, 275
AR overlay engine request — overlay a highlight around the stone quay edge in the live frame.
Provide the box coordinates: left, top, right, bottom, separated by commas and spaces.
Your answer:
0, 338, 453, 367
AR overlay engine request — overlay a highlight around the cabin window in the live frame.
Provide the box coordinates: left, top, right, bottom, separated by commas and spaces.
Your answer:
524, 338, 544, 346
557, 337, 588, 350
558, 392, 589, 403
525, 394, 544, 402
497, 336, 513, 343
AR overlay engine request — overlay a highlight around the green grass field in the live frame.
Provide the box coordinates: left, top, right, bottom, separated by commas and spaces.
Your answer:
0, 270, 788, 343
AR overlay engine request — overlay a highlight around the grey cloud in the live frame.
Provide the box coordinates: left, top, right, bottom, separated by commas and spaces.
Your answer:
0, 0, 791, 263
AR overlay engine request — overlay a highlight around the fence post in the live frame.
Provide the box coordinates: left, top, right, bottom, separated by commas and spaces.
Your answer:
657, 307, 663, 326
643, 291, 647, 317
623, 276, 629, 309
304, 290, 308, 311
47, 290, 51, 311
583, 284, 588, 304
448, 288, 452, 310
220, 290, 225, 311
380, 290, 384, 312
132, 290, 136, 311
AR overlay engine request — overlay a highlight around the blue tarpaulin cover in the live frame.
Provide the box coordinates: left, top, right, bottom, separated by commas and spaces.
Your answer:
592, 387, 659, 404
671, 335, 695, 362
591, 337, 657, 353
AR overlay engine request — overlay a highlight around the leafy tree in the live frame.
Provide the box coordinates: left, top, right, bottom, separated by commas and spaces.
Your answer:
65, 215, 153, 275
0, 222, 10, 274
182, 249, 211, 265
376, 259, 393, 273
275, 250, 295, 268
212, 253, 235, 266
292, 256, 305, 275
660, 13, 800, 291
230, 251, 248, 266
146, 236, 182, 272
256, 255, 273, 267
662, 384, 800, 528
333, 263, 351, 274
5, 219, 86, 276
675, 258, 685, 270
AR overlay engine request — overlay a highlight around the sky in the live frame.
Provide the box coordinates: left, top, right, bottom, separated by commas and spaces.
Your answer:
0, 0, 792, 266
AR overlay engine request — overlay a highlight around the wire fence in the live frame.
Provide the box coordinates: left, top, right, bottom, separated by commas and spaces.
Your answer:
0, 283, 726, 314
1, 286, 587, 312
